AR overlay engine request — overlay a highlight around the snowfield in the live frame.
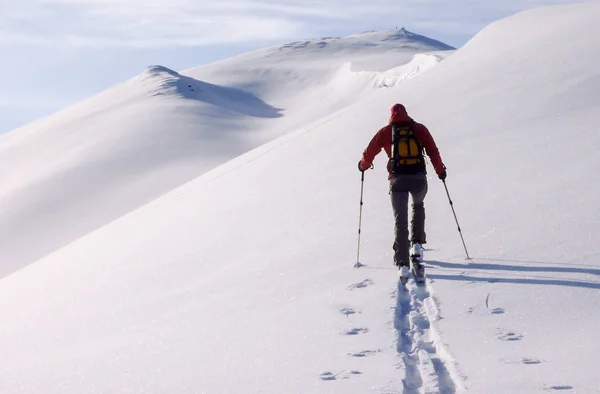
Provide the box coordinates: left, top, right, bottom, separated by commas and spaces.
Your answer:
0, 29, 452, 278
1, 3, 600, 394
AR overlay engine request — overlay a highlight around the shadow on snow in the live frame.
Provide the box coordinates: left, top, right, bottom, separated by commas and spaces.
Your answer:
144, 65, 284, 119
427, 259, 600, 290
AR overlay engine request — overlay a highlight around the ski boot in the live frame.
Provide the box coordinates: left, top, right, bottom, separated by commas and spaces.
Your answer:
410, 242, 425, 284
397, 262, 410, 286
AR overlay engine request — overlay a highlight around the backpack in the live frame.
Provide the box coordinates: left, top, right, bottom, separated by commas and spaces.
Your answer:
390, 123, 424, 173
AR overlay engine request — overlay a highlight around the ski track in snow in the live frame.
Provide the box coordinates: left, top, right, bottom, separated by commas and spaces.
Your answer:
394, 278, 458, 394
325, 269, 462, 392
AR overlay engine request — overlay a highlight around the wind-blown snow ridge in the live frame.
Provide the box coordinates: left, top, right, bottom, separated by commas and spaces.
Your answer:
376, 53, 446, 87
326, 53, 447, 94
140, 65, 282, 118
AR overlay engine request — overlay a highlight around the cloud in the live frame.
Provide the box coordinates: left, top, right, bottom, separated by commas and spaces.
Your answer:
0, 0, 589, 48
3, 1, 311, 47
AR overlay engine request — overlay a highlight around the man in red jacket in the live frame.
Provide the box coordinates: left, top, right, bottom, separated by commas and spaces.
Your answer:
358, 103, 446, 281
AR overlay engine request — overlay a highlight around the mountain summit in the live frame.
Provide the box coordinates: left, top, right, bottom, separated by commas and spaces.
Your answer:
350, 28, 455, 49
275, 28, 454, 53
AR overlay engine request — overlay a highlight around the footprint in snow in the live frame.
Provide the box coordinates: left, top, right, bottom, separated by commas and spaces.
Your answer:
522, 358, 542, 365
319, 371, 362, 381
343, 327, 369, 336
319, 372, 337, 381
319, 372, 337, 380
347, 279, 374, 290
497, 330, 523, 341
544, 385, 573, 391
502, 357, 543, 365
485, 293, 505, 314
348, 349, 380, 358
339, 308, 358, 316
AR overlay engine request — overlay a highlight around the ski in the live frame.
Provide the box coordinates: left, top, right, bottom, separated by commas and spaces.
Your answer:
411, 263, 426, 284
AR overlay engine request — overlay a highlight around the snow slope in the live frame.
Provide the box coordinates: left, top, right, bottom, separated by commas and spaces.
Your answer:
183, 28, 454, 134
0, 30, 451, 278
2, 3, 600, 394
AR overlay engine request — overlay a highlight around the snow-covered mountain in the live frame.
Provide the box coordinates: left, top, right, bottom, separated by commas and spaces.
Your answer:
0, 29, 452, 278
2, 3, 600, 393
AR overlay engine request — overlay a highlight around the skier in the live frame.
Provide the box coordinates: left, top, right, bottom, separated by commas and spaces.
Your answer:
358, 103, 446, 283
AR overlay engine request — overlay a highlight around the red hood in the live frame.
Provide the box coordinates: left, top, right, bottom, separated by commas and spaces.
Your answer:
389, 103, 413, 123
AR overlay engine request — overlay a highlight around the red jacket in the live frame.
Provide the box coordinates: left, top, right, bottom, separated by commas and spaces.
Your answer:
360, 106, 445, 178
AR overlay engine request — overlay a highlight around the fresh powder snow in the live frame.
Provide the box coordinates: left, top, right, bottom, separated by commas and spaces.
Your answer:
0, 3, 599, 394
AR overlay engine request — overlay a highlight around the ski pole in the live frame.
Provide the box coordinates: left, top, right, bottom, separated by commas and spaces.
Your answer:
442, 179, 471, 260
354, 171, 366, 268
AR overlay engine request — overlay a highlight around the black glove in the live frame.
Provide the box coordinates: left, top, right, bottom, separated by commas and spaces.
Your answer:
438, 170, 447, 181
358, 161, 365, 172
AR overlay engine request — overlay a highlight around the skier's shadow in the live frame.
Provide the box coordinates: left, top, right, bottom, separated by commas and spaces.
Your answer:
431, 258, 600, 276
426, 259, 600, 290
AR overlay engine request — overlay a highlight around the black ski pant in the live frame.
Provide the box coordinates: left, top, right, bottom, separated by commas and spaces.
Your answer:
389, 173, 428, 266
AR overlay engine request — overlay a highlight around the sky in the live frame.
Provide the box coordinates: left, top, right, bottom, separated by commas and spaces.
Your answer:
0, 0, 589, 134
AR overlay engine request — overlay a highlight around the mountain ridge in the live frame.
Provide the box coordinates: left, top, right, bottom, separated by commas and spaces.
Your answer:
0, 28, 452, 278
